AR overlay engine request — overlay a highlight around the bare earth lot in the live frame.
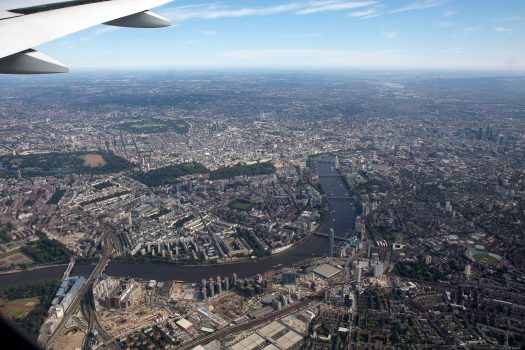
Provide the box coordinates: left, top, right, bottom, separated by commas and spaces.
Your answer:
0, 251, 33, 268
82, 153, 107, 167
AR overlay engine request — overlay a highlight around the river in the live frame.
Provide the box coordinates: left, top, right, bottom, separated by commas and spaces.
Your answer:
0, 156, 357, 286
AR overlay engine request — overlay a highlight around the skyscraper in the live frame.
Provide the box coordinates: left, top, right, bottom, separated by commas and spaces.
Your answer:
374, 261, 383, 278
355, 266, 362, 283
465, 264, 472, 279
216, 275, 222, 293
201, 278, 207, 300
425, 255, 432, 265
282, 268, 297, 285
209, 278, 214, 297
224, 276, 229, 291
355, 216, 361, 233
328, 228, 334, 257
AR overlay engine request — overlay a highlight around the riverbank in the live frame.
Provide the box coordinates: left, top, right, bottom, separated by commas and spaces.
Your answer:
0, 156, 357, 287
0, 262, 68, 276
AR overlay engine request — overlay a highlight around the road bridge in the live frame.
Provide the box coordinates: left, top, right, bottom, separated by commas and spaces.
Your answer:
61, 257, 76, 281
313, 232, 347, 241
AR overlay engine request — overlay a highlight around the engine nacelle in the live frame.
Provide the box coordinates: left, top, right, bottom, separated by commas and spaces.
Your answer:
104, 10, 171, 28
0, 49, 68, 74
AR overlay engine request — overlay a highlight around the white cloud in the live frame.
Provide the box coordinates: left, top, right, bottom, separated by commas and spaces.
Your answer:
162, 1, 377, 21
65, 26, 120, 46
162, 3, 300, 21
382, 31, 398, 38
349, 8, 375, 17
391, 0, 447, 13
295, 1, 377, 15
441, 9, 456, 17
494, 27, 512, 33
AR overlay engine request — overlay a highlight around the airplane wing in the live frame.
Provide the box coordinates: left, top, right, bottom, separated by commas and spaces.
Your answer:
0, 0, 173, 74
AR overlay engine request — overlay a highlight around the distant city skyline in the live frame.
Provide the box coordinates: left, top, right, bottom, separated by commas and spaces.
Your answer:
37, 0, 525, 71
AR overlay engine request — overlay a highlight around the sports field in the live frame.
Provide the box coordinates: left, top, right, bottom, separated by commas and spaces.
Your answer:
472, 252, 499, 265
467, 248, 501, 266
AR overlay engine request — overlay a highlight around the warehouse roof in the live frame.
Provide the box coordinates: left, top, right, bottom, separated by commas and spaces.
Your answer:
176, 318, 193, 330
313, 264, 341, 279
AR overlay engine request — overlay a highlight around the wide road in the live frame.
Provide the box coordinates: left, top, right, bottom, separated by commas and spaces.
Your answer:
179, 295, 321, 350
44, 233, 112, 350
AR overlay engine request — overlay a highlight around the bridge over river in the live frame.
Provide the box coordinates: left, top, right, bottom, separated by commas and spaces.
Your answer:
0, 155, 358, 287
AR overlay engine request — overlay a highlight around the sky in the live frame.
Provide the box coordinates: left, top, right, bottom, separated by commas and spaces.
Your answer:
38, 0, 525, 71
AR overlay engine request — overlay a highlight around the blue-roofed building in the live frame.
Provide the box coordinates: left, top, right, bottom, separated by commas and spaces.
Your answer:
52, 276, 85, 312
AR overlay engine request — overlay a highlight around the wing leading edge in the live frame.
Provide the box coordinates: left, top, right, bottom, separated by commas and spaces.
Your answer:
0, 0, 173, 74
